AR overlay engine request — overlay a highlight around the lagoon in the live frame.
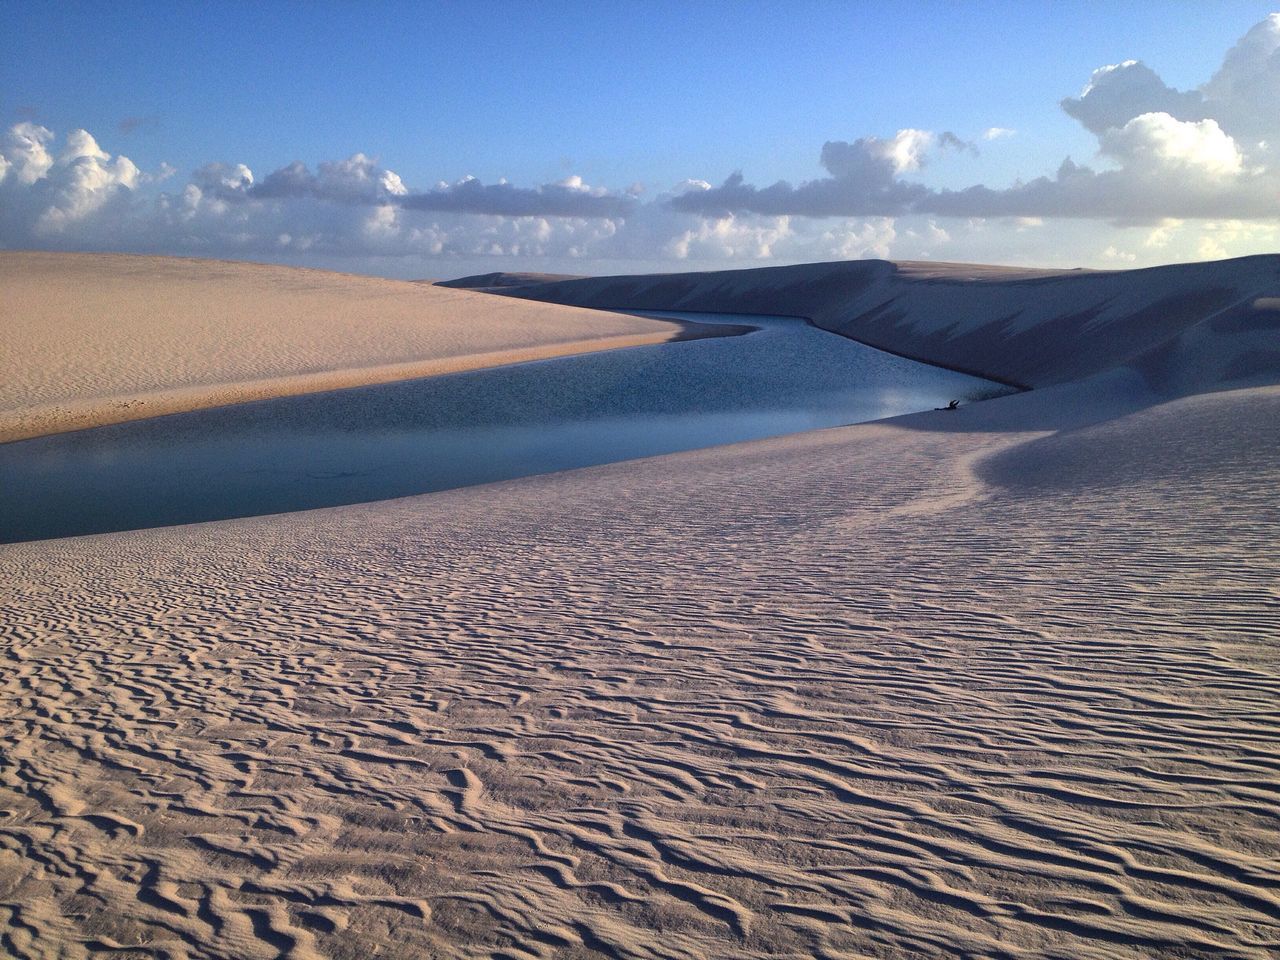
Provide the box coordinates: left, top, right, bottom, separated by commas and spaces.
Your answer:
0, 311, 1007, 542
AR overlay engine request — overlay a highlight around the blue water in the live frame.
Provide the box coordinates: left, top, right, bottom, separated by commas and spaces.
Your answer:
0, 312, 1009, 543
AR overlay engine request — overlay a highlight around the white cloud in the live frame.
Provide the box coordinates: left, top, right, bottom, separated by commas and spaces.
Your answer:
662, 214, 790, 260
1202, 13, 1280, 144
982, 127, 1015, 141
251, 153, 407, 204
820, 218, 896, 260
0, 126, 141, 236
0, 133, 817, 266
193, 161, 254, 198
1, 122, 55, 185
59, 128, 111, 165
1061, 60, 1204, 136
362, 204, 399, 240
1100, 113, 1244, 178
1143, 218, 1183, 247
882, 129, 933, 174
1102, 244, 1137, 262
1194, 219, 1279, 260
1062, 15, 1280, 154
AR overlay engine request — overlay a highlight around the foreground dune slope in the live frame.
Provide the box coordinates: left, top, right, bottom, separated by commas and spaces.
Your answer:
468, 254, 1280, 391
2, 379, 1278, 959
0, 252, 683, 443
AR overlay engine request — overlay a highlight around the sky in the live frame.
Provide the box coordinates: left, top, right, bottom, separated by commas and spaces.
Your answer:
2, 1, 1279, 279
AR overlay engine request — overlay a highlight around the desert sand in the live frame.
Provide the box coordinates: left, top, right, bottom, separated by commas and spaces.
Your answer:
0, 252, 685, 443
1, 254, 1278, 959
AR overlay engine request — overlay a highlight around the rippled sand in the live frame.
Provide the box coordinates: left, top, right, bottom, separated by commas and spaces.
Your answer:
3, 375, 1278, 958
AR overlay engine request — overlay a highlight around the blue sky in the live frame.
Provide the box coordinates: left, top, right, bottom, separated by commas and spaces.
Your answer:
3, 2, 1279, 277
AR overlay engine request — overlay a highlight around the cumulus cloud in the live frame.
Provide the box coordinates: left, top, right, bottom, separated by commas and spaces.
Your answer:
1061, 60, 1206, 135
250, 154, 408, 203
192, 161, 255, 198
188, 151, 637, 219
38, 129, 140, 232
1, 123, 56, 185
0, 125, 140, 238
670, 131, 935, 218
1054, 16, 1280, 152
1202, 13, 1280, 144
1099, 113, 1244, 178
400, 173, 637, 218
669, 15, 1280, 223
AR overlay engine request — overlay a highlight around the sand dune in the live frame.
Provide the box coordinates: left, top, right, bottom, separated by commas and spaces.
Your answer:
2, 253, 1279, 958
1, 378, 1278, 958
471, 254, 1280, 392
0, 252, 683, 443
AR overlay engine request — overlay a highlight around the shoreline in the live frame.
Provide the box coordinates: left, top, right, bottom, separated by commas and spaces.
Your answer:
0, 317, 754, 446
614, 305, 1032, 390
0, 252, 699, 445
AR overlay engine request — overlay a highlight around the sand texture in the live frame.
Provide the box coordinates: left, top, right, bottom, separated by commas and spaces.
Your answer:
2, 253, 1280, 958
2, 376, 1279, 959
0, 253, 683, 443
477, 255, 1280, 391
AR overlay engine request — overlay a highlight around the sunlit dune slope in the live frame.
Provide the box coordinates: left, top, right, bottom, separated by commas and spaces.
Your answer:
0, 252, 682, 442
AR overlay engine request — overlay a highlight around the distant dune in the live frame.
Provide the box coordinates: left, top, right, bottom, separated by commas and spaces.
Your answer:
435, 270, 585, 289
0, 252, 683, 442
466, 255, 1280, 394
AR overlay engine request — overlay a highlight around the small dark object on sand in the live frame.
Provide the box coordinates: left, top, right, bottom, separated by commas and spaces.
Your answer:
935, 399, 960, 411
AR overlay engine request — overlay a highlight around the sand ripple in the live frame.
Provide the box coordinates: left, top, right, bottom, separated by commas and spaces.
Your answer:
1, 387, 1278, 958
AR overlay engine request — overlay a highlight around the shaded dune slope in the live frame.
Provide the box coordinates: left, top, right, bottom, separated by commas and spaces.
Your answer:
467, 255, 1280, 393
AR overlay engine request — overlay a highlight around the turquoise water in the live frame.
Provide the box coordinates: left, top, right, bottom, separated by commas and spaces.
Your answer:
0, 312, 1008, 543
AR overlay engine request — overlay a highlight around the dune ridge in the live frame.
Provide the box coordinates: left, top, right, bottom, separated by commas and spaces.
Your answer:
0, 252, 685, 443
468, 254, 1280, 393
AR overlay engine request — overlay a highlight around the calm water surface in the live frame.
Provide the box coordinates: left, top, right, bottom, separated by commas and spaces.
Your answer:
0, 312, 1008, 542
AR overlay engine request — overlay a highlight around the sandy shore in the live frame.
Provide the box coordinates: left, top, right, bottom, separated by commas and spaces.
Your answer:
1, 253, 1278, 958
0, 252, 685, 443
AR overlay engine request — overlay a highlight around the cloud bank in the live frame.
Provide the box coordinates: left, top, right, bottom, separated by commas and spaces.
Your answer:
2, 15, 1278, 273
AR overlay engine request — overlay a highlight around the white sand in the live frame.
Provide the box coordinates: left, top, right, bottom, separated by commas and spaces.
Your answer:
1, 254, 1278, 958
0, 252, 684, 442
